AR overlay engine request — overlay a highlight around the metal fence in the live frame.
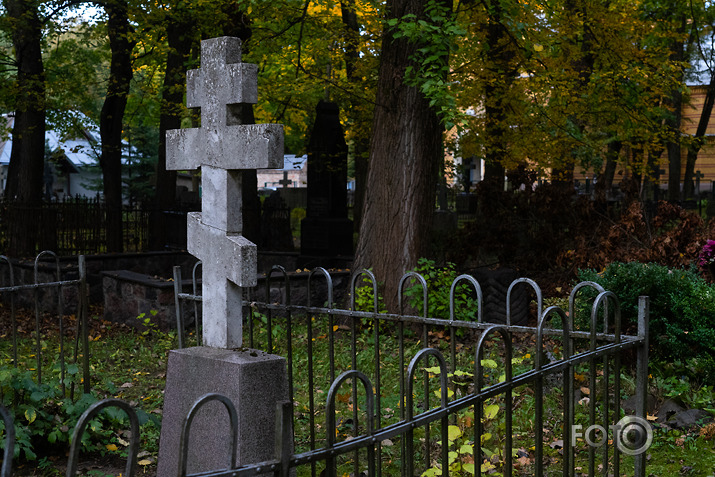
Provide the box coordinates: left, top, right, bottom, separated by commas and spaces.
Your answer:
0, 197, 151, 256
0, 261, 651, 476
0, 252, 91, 397
170, 265, 650, 477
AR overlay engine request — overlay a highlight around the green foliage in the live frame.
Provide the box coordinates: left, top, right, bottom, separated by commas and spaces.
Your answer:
577, 262, 715, 381
387, 0, 466, 130
651, 360, 715, 412
352, 275, 386, 313
0, 367, 104, 461
290, 207, 306, 236
403, 258, 478, 322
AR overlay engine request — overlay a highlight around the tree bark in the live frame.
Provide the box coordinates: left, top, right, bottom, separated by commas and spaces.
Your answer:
100, 0, 135, 253
683, 74, 715, 199
340, 0, 370, 232
666, 16, 687, 202
353, 0, 443, 312
481, 0, 513, 185
4, 0, 46, 257
218, 7, 260, 246
150, 8, 195, 250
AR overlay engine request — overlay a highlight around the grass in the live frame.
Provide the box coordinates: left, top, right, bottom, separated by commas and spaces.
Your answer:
1, 304, 715, 476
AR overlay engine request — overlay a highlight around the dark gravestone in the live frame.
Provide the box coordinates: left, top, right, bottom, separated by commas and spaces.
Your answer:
261, 191, 293, 251
301, 101, 353, 257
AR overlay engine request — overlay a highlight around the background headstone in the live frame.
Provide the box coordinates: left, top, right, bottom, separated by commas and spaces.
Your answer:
300, 100, 353, 257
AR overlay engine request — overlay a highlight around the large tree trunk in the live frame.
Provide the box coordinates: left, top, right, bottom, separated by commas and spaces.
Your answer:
100, 0, 135, 253
683, 73, 715, 199
150, 9, 195, 250
4, 0, 46, 257
595, 140, 621, 202
353, 0, 443, 312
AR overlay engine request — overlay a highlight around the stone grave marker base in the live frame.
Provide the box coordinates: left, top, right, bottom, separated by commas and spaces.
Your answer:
157, 347, 288, 477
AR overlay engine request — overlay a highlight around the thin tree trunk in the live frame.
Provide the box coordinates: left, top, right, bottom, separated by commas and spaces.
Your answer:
340, 0, 369, 232
218, 7, 260, 245
4, 0, 46, 257
482, 1, 511, 185
100, 0, 135, 253
150, 9, 195, 250
683, 74, 715, 199
353, 0, 443, 312
666, 17, 688, 202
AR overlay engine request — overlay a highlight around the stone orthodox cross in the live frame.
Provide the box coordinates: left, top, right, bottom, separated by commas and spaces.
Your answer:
166, 36, 283, 348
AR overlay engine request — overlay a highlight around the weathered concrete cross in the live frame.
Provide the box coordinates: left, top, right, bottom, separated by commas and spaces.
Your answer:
166, 36, 283, 348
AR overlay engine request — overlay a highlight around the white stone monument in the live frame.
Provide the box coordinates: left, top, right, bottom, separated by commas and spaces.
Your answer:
166, 36, 283, 348
157, 37, 289, 477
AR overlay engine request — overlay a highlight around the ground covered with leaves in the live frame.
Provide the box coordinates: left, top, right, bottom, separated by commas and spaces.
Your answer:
2, 195, 715, 477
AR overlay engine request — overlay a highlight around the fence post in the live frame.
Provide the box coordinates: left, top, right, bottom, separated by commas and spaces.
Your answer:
79, 255, 91, 395
173, 266, 185, 349
0, 405, 14, 477
634, 296, 650, 477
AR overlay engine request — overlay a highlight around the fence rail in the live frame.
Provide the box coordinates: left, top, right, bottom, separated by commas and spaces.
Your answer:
0, 252, 91, 397
0, 261, 651, 476
0, 198, 153, 256
172, 265, 650, 477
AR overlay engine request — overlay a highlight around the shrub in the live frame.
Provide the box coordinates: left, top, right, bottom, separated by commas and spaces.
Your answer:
0, 366, 155, 462
577, 262, 715, 381
402, 258, 479, 322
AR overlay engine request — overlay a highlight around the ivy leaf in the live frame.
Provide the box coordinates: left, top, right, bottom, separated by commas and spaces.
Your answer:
25, 408, 37, 424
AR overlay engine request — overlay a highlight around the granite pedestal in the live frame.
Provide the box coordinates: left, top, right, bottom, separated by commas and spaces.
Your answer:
156, 347, 289, 476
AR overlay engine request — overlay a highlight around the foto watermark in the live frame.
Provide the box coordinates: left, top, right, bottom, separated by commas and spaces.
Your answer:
572, 416, 653, 456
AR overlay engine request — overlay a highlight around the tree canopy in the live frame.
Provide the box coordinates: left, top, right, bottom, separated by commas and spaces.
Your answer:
0, 0, 714, 259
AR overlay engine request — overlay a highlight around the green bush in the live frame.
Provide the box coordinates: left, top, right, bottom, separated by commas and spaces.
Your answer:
577, 262, 715, 379
403, 258, 479, 322
0, 366, 154, 462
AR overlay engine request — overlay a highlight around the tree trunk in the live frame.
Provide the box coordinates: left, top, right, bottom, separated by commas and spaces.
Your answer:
481, 0, 512, 186
595, 141, 621, 202
218, 7, 260, 246
150, 9, 195, 250
353, 0, 443, 312
340, 0, 369, 232
553, 0, 594, 188
100, 0, 135, 253
4, 0, 46, 257
666, 17, 687, 202
683, 73, 715, 199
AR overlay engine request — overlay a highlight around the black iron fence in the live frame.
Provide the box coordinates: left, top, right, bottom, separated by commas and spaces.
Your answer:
172, 265, 651, 477
0, 252, 91, 397
0, 197, 152, 256
0, 260, 652, 476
